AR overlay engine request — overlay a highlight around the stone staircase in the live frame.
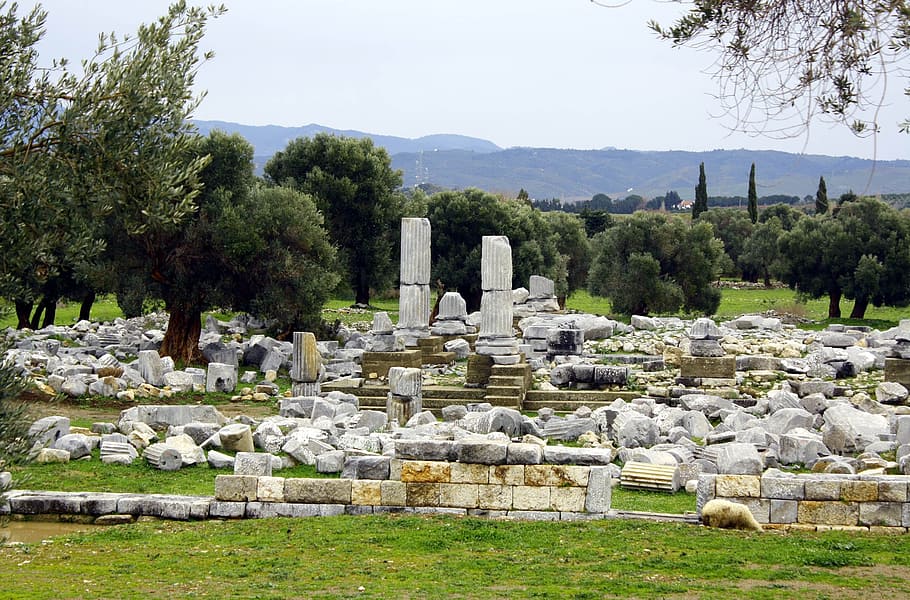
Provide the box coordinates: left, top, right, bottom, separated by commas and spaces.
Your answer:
482, 363, 532, 409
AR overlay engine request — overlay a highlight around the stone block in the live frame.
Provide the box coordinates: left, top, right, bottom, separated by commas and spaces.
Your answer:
696, 474, 716, 516
209, 500, 246, 519
400, 460, 452, 483
798, 501, 859, 526
351, 480, 383, 506
381, 480, 407, 506
257, 476, 285, 503
214, 475, 258, 502
456, 440, 508, 465
738, 498, 771, 524
879, 480, 909, 502
512, 486, 551, 511
233, 451, 272, 477
394, 439, 456, 462
341, 456, 391, 480
715, 474, 761, 498
550, 487, 586, 512
450, 462, 489, 484
284, 478, 352, 504
859, 502, 903, 527
841, 480, 878, 502
478, 484, 513, 510
679, 355, 736, 379
406, 483, 440, 507
761, 475, 805, 500
440, 483, 479, 508
524, 464, 589, 487
804, 478, 841, 501
585, 466, 612, 513
506, 443, 543, 465
770, 499, 798, 523
885, 358, 910, 387
361, 350, 422, 380
489, 465, 525, 486
507, 510, 560, 521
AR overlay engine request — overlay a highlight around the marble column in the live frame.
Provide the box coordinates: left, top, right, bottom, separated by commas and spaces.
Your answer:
475, 236, 520, 363
395, 218, 431, 346
291, 331, 321, 396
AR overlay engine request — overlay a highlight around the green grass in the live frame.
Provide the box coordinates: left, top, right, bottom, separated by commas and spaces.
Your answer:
1, 515, 908, 599
610, 487, 694, 514
10, 451, 328, 496
714, 287, 904, 326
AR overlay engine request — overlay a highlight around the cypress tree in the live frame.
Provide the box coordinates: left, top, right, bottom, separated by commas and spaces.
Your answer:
693, 162, 708, 219
747, 163, 758, 223
815, 176, 828, 215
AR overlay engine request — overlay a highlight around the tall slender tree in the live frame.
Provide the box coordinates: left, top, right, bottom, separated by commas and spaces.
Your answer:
693, 162, 708, 219
747, 163, 758, 224
815, 176, 829, 215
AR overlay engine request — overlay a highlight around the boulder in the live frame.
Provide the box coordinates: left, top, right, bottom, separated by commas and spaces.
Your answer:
715, 443, 763, 475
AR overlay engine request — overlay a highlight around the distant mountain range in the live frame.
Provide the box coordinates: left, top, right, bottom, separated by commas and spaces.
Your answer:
191, 120, 910, 201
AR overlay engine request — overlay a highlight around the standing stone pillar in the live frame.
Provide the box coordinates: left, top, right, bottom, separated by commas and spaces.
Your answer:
475, 236, 520, 364
395, 218, 431, 346
291, 331, 321, 396
386, 366, 423, 426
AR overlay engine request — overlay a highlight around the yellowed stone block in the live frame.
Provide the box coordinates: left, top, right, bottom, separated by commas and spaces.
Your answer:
869, 526, 908, 535
841, 480, 878, 502
489, 465, 525, 486
284, 478, 352, 504
380, 480, 406, 506
400, 460, 452, 483
550, 487, 586, 512
478, 484, 513, 510
524, 465, 589, 487
715, 475, 761, 498
797, 501, 859, 526
406, 483, 440, 507
450, 463, 489, 484
257, 476, 285, 503
512, 486, 550, 511
440, 483, 479, 508
352, 480, 383, 506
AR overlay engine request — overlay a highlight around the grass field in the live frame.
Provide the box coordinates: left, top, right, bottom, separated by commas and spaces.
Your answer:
2, 286, 905, 332
2, 515, 909, 599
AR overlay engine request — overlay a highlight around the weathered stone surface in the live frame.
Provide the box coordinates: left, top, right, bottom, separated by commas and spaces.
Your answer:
512, 486, 551, 511
205, 363, 237, 393
524, 464, 589, 487
28, 416, 70, 448
233, 452, 273, 477
219, 423, 254, 453
715, 443, 763, 475
214, 475, 258, 502
456, 440, 508, 465
585, 466, 612, 513
549, 486, 586, 512
394, 439, 456, 462
715, 474, 761, 498
351, 480, 383, 506
478, 484, 512, 510
507, 443, 544, 465
439, 483, 479, 508
283, 478, 352, 504
406, 482, 440, 506
53, 433, 94, 460
400, 460, 452, 483
798, 501, 859, 526
679, 356, 736, 379
380, 480, 407, 506
342, 456, 391, 480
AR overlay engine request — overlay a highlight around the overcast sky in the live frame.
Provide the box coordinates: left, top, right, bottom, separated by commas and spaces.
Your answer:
18, 0, 910, 160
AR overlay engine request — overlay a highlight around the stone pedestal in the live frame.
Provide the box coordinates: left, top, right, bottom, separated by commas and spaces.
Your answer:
386, 366, 423, 425
678, 355, 737, 379
361, 350, 423, 380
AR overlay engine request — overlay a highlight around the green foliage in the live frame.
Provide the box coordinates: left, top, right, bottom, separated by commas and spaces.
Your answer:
0, 2, 223, 329
696, 208, 754, 276
777, 197, 910, 318
747, 163, 758, 224
693, 162, 708, 219
759, 203, 804, 230
739, 217, 784, 286
542, 211, 591, 298
588, 212, 723, 315
427, 188, 563, 311
816, 176, 829, 215
264, 133, 404, 305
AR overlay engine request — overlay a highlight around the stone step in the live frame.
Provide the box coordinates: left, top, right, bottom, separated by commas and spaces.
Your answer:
484, 385, 522, 398
487, 375, 526, 391
620, 461, 680, 492
480, 395, 520, 409
422, 351, 456, 365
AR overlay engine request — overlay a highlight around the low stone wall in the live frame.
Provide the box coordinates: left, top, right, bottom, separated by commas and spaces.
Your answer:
698, 472, 910, 532
214, 460, 612, 518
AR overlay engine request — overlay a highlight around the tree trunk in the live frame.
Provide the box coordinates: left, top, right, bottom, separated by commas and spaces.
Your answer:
827, 289, 842, 318
763, 272, 771, 287
849, 297, 869, 320
14, 301, 32, 329
159, 305, 203, 366
29, 302, 45, 330
79, 290, 96, 322
42, 300, 56, 328
354, 270, 370, 306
